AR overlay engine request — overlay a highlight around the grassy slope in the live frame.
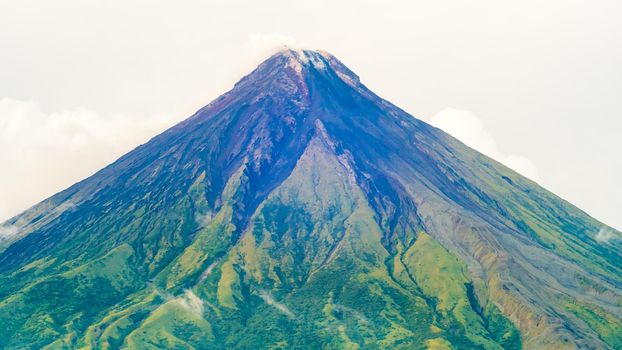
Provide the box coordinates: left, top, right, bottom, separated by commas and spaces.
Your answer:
109, 133, 518, 349
1, 129, 620, 349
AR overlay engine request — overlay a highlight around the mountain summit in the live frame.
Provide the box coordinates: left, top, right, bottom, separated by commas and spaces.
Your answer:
1, 49, 621, 349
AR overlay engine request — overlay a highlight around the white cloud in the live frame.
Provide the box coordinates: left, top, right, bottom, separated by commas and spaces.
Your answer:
194, 211, 214, 228
248, 33, 299, 54
198, 260, 219, 283
429, 108, 539, 181
153, 288, 205, 317
53, 201, 77, 215
178, 289, 205, 317
258, 290, 295, 318
0, 224, 18, 239
0, 98, 179, 223
238, 33, 302, 73
595, 227, 620, 243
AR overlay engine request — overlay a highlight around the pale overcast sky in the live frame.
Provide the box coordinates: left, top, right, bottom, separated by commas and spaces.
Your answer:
1, 0, 620, 231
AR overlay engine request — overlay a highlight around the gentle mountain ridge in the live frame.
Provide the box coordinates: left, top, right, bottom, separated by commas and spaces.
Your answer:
0, 49, 621, 349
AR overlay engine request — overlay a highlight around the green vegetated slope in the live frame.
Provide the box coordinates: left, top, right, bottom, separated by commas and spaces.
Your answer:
0, 49, 621, 349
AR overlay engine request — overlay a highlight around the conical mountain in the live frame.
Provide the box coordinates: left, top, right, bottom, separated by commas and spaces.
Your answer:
0, 49, 621, 349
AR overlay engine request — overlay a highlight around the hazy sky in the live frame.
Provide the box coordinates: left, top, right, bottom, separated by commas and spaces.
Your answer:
1, 0, 620, 231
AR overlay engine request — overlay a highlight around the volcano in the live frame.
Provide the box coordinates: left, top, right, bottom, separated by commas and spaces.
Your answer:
0, 49, 621, 349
